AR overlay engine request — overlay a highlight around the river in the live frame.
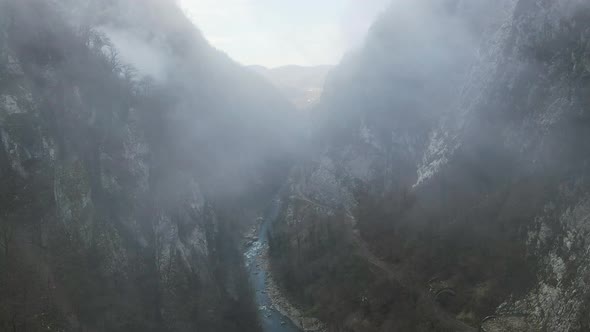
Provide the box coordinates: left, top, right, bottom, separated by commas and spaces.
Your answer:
244, 197, 302, 332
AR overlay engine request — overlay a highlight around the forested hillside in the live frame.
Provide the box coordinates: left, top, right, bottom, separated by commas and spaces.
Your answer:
3, 0, 590, 331
0, 0, 299, 331
270, 0, 590, 330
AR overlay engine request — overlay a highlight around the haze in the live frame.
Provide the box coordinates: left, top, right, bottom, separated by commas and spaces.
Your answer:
2, 1, 590, 332
179, 0, 390, 67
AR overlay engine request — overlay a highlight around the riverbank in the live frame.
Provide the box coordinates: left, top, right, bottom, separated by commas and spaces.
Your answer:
259, 247, 327, 332
243, 197, 327, 332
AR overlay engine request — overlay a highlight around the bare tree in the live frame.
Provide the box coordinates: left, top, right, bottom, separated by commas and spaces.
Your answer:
121, 63, 138, 83
137, 77, 155, 96
77, 25, 93, 48
0, 219, 15, 259
106, 46, 122, 73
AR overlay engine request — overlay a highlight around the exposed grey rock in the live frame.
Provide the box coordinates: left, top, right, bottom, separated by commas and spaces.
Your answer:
275, 0, 590, 330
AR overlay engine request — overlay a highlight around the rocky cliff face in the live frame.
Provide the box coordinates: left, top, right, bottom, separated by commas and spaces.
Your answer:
271, 0, 590, 330
0, 0, 297, 331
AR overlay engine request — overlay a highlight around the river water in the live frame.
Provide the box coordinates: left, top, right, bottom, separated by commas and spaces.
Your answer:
244, 198, 302, 332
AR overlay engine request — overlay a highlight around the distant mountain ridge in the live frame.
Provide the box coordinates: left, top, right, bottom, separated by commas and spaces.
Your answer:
249, 65, 332, 110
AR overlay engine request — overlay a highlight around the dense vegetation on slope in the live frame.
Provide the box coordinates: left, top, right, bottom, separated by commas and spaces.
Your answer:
0, 0, 298, 331
270, 0, 590, 331
3, 0, 590, 331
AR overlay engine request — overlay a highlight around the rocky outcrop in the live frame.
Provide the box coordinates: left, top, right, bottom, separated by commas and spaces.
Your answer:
271, 0, 590, 331
0, 0, 297, 331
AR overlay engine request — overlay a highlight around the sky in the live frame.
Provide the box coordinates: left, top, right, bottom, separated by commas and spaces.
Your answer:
179, 0, 390, 68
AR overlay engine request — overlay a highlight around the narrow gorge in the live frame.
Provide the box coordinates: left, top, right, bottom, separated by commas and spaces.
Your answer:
1, 0, 590, 331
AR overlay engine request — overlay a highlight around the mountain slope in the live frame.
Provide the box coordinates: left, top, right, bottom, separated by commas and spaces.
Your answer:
269, 0, 590, 330
0, 0, 298, 331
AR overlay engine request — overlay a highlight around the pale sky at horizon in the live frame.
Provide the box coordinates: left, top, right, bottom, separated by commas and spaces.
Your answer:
179, 0, 390, 68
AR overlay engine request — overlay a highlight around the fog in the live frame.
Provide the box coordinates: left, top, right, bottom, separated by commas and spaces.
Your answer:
179, 0, 391, 67
2, 0, 590, 331
99, 26, 170, 81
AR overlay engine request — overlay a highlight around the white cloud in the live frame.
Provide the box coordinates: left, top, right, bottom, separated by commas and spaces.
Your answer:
100, 26, 170, 81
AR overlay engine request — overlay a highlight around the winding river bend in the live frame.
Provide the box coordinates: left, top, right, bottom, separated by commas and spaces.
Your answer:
245, 198, 302, 332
